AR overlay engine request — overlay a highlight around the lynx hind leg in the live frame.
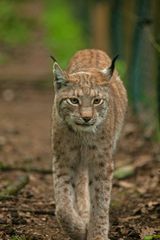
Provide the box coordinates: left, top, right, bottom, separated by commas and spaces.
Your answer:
75, 168, 90, 225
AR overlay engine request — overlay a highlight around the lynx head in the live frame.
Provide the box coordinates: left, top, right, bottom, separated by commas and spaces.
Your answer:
52, 56, 118, 133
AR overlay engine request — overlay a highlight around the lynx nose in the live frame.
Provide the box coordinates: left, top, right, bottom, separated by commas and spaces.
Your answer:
82, 117, 91, 122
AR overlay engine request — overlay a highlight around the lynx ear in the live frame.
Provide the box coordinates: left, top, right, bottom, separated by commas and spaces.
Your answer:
51, 56, 68, 90
101, 55, 119, 80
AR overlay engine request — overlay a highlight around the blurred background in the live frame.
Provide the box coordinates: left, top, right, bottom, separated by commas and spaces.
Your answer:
0, 0, 160, 138
0, 2, 160, 239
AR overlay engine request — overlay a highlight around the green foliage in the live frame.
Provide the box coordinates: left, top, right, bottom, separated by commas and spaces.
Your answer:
0, 0, 87, 67
43, 0, 87, 67
116, 59, 127, 81
0, 0, 31, 47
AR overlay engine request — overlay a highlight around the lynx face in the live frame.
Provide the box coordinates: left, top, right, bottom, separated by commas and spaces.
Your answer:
54, 71, 110, 132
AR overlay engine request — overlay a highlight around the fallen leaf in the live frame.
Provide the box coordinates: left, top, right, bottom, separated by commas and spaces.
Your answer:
114, 165, 135, 179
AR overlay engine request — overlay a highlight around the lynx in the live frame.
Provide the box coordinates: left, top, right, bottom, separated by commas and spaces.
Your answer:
51, 49, 127, 240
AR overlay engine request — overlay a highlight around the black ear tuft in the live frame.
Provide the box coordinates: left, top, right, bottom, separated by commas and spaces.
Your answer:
108, 54, 119, 76
101, 54, 119, 80
50, 55, 57, 62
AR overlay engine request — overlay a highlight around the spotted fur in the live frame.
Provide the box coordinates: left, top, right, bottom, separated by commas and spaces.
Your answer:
51, 49, 127, 240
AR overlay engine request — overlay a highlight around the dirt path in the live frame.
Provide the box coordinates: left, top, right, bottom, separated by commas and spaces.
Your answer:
0, 88, 159, 240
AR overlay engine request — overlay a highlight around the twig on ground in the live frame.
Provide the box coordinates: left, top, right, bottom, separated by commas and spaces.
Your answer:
0, 162, 52, 174
0, 155, 152, 180
0, 175, 29, 201
1, 207, 55, 215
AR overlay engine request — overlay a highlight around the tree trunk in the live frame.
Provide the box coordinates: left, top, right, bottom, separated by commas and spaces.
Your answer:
110, 0, 124, 59
128, 0, 153, 115
154, 0, 160, 136
90, 1, 110, 53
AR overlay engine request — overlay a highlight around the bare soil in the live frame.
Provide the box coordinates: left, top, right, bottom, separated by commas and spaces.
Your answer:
0, 88, 159, 240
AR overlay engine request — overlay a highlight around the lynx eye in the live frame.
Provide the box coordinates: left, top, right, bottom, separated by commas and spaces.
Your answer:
67, 97, 80, 105
93, 98, 103, 105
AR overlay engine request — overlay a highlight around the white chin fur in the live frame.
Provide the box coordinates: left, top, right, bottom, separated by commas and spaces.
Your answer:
65, 117, 102, 133
72, 123, 97, 133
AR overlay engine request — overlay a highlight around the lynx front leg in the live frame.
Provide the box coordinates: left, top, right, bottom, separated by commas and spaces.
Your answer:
53, 157, 86, 240
75, 168, 90, 225
88, 157, 113, 240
